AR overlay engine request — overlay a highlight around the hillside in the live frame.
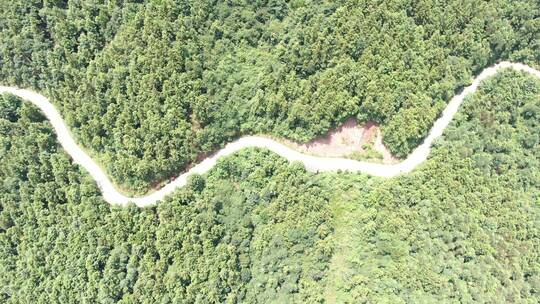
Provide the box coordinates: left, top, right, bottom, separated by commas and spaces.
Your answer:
1, 1, 540, 303
1, 0, 538, 192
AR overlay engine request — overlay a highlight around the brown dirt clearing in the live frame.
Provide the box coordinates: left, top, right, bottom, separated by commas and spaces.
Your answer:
283, 118, 397, 163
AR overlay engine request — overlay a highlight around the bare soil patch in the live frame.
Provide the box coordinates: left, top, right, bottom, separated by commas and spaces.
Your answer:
283, 118, 397, 163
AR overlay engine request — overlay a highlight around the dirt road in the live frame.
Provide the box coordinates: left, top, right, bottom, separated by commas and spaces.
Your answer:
1, 61, 538, 207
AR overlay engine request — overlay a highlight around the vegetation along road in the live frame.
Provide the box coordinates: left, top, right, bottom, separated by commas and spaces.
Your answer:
0, 61, 539, 207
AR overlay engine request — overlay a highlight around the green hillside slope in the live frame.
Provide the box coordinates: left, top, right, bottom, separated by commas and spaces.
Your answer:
1, 63, 538, 303
1, 0, 538, 191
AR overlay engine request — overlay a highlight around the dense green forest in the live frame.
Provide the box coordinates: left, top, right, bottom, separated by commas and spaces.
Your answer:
1, 0, 539, 191
1, 68, 539, 302
1, 1, 540, 303
0, 93, 333, 302
324, 70, 540, 302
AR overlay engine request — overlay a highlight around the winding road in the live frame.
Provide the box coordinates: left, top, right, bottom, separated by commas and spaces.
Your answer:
1, 61, 539, 207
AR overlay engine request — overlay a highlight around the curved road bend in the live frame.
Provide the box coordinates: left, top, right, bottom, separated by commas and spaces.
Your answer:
1, 61, 539, 207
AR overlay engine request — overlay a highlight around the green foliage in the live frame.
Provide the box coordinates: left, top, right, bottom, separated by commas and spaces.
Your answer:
2, 64, 539, 304
349, 143, 384, 162
1, 0, 539, 191
323, 70, 540, 302
0, 94, 332, 303
1, 2, 540, 303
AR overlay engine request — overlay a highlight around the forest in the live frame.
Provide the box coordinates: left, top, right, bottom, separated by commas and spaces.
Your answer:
1, 0, 539, 191
0, 93, 333, 303
1, 59, 539, 304
324, 70, 540, 302
1, 0, 540, 303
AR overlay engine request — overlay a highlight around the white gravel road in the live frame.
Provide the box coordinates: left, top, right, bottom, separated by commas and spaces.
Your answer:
1, 61, 538, 207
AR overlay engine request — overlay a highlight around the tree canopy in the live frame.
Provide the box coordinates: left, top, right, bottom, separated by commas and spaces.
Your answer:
1, 0, 538, 191
324, 69, 540, 302
1, 65, 539, 303
0, 93, 333, 303
1, 1, 540, 302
